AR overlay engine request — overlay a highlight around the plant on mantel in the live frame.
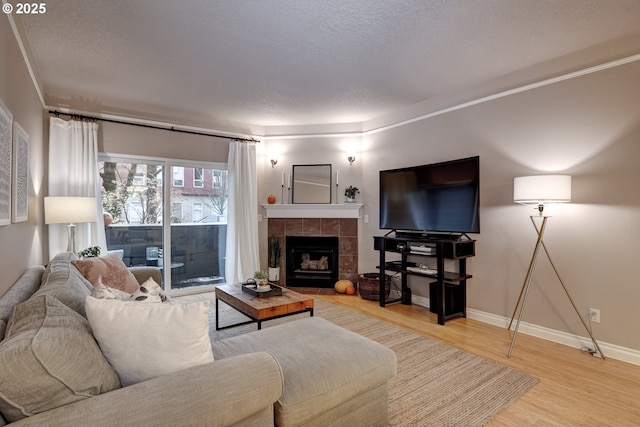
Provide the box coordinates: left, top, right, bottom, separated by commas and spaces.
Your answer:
344, 186, 359, 201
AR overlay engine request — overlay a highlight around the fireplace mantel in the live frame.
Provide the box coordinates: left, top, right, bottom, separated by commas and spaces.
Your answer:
261, 203, 363, 219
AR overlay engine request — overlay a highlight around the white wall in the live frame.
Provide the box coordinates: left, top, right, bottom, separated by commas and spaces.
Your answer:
261, 59, 640, 354
0, 15, 46, 294
99, 121, 230, 163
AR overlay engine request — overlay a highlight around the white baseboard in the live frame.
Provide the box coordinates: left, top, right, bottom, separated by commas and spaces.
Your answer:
392, 291, 640, 366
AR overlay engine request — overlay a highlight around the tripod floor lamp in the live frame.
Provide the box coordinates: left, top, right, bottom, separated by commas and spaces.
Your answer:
508, 175, 604, 359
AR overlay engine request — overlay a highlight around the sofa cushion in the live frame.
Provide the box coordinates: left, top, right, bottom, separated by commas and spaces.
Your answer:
128, 265, 163, 288
212, 317, 397, 427
85, 297, 214, 386
0, 266, 45, 340
71, 253, 140, 294
33, 252, 93, 317
0, 295, 121, 422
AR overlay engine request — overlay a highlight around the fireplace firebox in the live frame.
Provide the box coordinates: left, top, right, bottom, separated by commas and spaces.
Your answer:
286, 236, 339, 287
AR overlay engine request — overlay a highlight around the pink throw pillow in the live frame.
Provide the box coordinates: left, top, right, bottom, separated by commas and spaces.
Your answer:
72, 253, 140, 294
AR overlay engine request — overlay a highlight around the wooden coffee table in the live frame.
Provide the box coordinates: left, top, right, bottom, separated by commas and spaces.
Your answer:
215, 283, 314, 330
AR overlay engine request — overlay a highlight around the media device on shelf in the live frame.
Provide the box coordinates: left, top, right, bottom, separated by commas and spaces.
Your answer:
379, 156, 480, 236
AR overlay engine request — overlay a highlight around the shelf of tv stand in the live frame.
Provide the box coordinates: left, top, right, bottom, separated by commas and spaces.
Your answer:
374, 234, 475, 325
380, 265, 471, 282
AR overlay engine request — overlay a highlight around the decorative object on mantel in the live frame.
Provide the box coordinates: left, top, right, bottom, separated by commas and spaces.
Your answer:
268, 235, 282, 281
292, 164, 331, 204
335, 170, 339, 204
267, 194, 276, 204
344, 185, 359, 203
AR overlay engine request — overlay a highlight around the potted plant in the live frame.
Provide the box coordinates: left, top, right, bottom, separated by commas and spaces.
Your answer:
268, 235, 282, 281
253, 269, 270, 291
344, 186, 359, 203
77, 246, 101, 259
254, 269, 268, 283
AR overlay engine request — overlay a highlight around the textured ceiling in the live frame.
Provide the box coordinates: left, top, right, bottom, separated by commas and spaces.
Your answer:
13, 0, 640, 135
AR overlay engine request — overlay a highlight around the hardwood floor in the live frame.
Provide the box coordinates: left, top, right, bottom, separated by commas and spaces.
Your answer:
316, 293, 640, 427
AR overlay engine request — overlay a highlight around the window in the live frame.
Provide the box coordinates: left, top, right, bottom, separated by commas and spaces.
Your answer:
194, 168, 203, 188
213, 170, 222, 188
99, 156, 228, 294
128, 200, 142, 223
133, 164, 146, 186
99, 161, 162, 225
173, 166, 184, 187
193, 202, 203, 222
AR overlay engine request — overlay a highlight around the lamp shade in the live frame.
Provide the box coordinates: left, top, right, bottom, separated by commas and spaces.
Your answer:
513, 175, 571, 204
45, 197, 97, 224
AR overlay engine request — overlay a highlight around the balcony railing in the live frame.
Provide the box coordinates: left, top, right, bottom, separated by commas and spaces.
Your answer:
105, 223, 227, 289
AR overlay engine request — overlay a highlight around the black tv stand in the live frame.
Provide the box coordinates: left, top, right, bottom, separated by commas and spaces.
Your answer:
374, 232, 475, 325
393, 230, 469, 241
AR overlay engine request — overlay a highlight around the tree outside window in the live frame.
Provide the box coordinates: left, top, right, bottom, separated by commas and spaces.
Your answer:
99, 161, 162, 224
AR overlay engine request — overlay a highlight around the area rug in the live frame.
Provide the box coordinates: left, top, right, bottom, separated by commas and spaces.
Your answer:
185, 294, 539, 427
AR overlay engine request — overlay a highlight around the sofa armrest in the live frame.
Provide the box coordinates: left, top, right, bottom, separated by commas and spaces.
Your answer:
128, 266, 162, 285
9, 352, 283, 427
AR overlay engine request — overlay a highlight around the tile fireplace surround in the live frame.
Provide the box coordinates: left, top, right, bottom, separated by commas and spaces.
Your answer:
267, 218, 358, 286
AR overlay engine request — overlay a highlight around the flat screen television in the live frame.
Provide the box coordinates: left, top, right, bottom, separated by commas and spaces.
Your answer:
379, 156, 480, 234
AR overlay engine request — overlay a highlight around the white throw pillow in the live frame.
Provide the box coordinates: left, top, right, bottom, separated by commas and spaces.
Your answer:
128, 277, 167, 303
85, 296, 214, 386
90, 277, 131, 300
91, 276, 171, 304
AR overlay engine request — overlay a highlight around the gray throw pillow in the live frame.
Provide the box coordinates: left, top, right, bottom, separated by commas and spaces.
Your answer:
0, 295, 121, 422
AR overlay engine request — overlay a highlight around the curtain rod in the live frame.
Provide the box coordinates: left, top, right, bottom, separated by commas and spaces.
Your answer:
48, 110, 259, 143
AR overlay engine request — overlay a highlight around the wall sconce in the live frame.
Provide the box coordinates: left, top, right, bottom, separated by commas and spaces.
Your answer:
347, 154, 356, 165
270, 158, 278, 168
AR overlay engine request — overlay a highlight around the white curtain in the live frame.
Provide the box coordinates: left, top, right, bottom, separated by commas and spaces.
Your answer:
225, 141, 259, 283
48, 117, 105, 257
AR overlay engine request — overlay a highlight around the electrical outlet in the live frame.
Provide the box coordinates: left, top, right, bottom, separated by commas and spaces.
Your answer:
589, 308, 600, 323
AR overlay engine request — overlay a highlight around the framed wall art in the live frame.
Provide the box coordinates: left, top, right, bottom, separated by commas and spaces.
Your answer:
12, 122, 29, 223
0, 98, 12, 227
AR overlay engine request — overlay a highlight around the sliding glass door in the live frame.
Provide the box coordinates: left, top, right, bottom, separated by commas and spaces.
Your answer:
99, 156, 228, 293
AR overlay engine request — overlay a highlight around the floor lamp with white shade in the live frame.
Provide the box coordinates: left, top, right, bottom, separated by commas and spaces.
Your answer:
508, 175, 604, 359
44, 196, 97, 254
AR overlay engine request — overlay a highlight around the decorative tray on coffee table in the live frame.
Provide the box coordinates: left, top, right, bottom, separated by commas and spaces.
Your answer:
241, 280, 283, 297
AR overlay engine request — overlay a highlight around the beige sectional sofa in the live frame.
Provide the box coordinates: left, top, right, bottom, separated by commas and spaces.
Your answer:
0, 253, 397, 427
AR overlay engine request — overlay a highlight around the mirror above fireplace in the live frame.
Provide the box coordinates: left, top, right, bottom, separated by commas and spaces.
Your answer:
292, 164, 332, 204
